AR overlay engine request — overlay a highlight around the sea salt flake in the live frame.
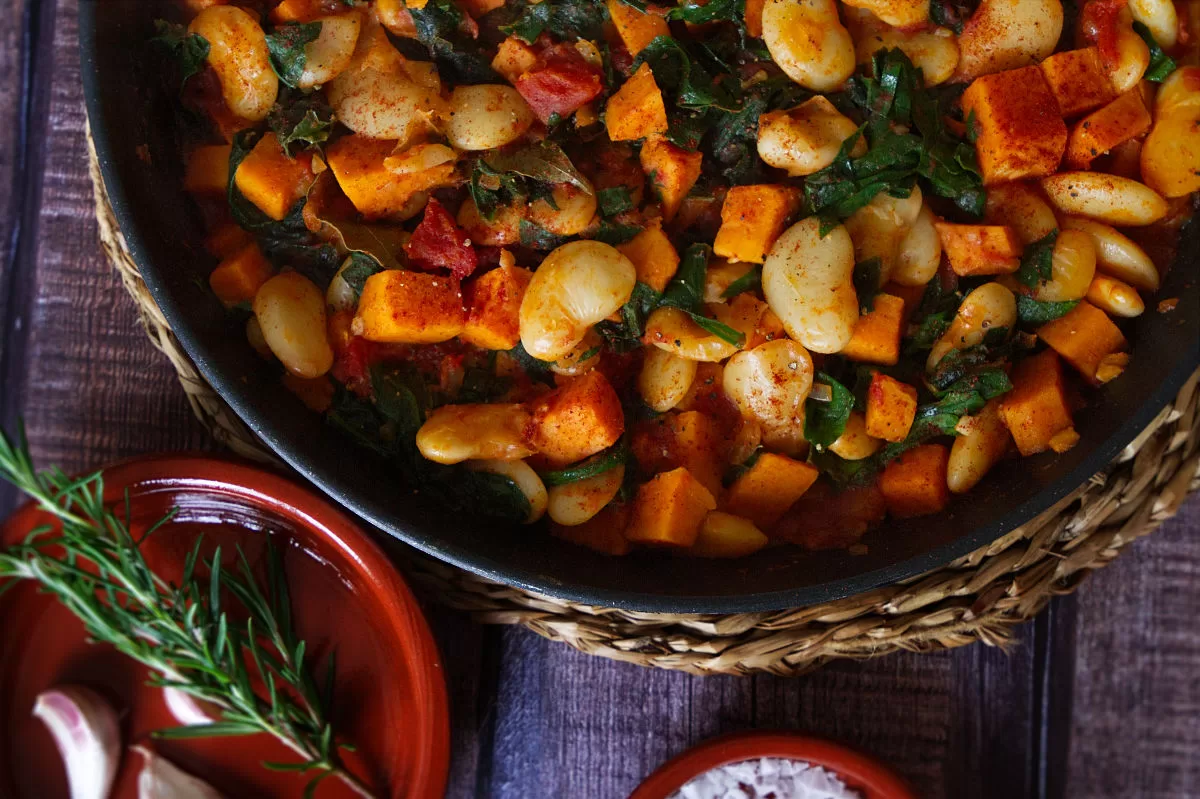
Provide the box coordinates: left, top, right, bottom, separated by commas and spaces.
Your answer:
668, 757, 863, 799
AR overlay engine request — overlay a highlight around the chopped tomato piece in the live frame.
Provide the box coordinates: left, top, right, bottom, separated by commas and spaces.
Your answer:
515, 44, 604, 124
404, 198, 479, 279
332, 336, 373, 396
1079, 0, 1125, 70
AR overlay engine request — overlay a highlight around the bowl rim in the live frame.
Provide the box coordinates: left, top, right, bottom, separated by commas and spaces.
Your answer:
78, 8, 1200, 614
627, 730, 918, 799
0, 453, 452, 799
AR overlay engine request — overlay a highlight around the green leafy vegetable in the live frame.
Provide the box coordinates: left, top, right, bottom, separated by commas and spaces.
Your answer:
266, 22, 322, 89
410, 0, 498, 84
659, 243, 745, 346
1015, 229, 1058, 288
1133, 21, 1176, 82
541, 443, 630, 486
269, 94, 336, 156
151, 20, 210, 87
499, 0, 607, 44
666, 0, 746, 30
469, 160, 524, 222
853, 257, 884, 314
598, 186, 636, 217
928, 0, 979, 35
805, 372, 855, 449
636, 36, 741, 114
721, 266, 762, 299
596, 282, 662, 352
485, 141, 592, 194
593, 220, 644, 245
336, 252, 383, 302
519, 219, 569, 250
1017, 295, 1079, 326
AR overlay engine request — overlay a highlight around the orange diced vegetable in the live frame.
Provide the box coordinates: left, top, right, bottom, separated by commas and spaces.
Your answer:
771, 480, 886, 549
353, 270, 466, 344
1038, 48, 1117, 118
880, 444, 951, 518
998, 349, 1076, 456
271, 0, 327, 22
669, 410, 724, 498
492, 36, 538, 84
865, 373, 918, 443
712, 185, 798, 264
744, 0, 765, 37
689, 512, 769, 558
640, 136, 703, 222
460, 0, 504, 16
204, 223, 254, 259
326, 135, 456, 220
461, 265, 533, 350
1036, 300, 1127, 385
209, 243, 275, 308
625, 467, 717, 547
184, 144, 232, 195
1064, 91, 1152, 170
881, 281, 927, 321
723, 452, 819, 530
842, 293, 906, 366
606, 0, 669, 56
617, 220, 680, 292
961, 66, 1067, 185
605, 64, 668, 142
550, 502, 632, 555
530, 370, 625, 467
234, 133, 316, 222
935, 223, 1023, 276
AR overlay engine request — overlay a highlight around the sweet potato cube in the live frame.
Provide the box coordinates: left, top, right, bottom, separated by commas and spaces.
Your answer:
961, 66, 1068, 185
326, 135, 456, 220
771, 480, 886, 549
460, 0, 504, 17
625, 467, 717, 547
461, 265, 533, 350
744, 0, 765, 36
842, 293, 906, 365
865, 373, 918, 443
669, 410, 724, 498
640, 136, 703, 222
689, 512, 768, 558
492, 36, 538, 84
880, 444, 950, 519
1039, 48, 1117, 118
209, 243, 275, 308
606, 0, 669, 56
1065, 91, 1152, 170
530, 370, 625, 467
1036, 300, 1127, 386
204, 223, 254, 258
184, 144, 232, 195
881, 281, 927, 321
550, 503, 632, 555
270, 0, 329, 22
713, 185, 799, 264
998, 349, 1076, 456
723, 452, 819, 530
617, 220, 680, 292
935, 223, 1023, 276
234, 133, 316, 222
606, 64, 668, 142
353, 270, 465, 344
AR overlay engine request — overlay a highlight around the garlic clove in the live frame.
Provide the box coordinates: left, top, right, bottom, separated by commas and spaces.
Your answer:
162, 687, 219, 727
33, 686, 121, 799
133, 746, 226, 799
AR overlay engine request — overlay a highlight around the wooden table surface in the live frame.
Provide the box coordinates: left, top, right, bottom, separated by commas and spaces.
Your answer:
2, 2, 1198, 797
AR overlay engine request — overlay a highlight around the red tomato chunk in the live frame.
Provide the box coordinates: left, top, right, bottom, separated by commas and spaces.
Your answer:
516, 44, 604, 124
404, 198, 479, 279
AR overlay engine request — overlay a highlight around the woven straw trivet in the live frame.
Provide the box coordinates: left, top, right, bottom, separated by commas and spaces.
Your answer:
87, 132, 1200, 677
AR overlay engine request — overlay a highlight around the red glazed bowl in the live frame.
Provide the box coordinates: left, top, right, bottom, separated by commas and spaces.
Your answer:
0, 455, 449, 799
630, 731, 918, 799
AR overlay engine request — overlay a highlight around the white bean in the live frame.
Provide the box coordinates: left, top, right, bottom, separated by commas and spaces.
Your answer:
1033, 229, 1096, 302
828, 411, 882, 460
844, 187, 924, 281
1040, 172, 1167, 226
947, 400, 1009, 494
1129, 0, 1178, 48
639, 348, 699, 412
415, 404, 536, 464
245, 317, 273, 361
762, 0, 856, 91
644, 307, 742, 362
984, 182, 1058, 244
444, 85, 535, 151
757, 96, 863, 177
254, 273, 334, 379
519, 241, 636, 361
855, 28, 959, 86
298, 14, 362, 89
953, 0, 1063, 80
723, 339, 814, 455
550, 329, 603, 376
1086, 275, 1145, 317
326, 256, 361, 313
468, 459, 547, 524
1059, 217, 1159, 291
927, 282, 1016, 371
189, 6, 279, 121
1140, 66, 1200, 198
842, 0, 928, 28
458, 197, 522, 247
326, 66, 445, 143
892, 204, 942, 287
1109, 16, 1151, 93
528, 181, 599, 236
547, 466, 625, 526
762, 217, 859, 354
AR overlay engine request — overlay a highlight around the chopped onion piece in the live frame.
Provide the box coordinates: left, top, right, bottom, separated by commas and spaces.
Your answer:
134, 746, 225, 799
33, 686, 121, 799
162, 687, 218, 727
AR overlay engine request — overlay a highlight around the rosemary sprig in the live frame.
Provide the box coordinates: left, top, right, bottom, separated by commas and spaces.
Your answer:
0, 426, 378, 799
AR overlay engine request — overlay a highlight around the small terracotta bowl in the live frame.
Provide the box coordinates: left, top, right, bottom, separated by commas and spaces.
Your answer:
0, 454, 449, 798
629, 731, 918, 799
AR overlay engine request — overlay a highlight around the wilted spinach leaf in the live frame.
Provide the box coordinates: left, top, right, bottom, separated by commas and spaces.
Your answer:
853, 257, 884, 314
266, 22, 322, 89
805, 372, 855, 448
151, 20, 210, 87
1133, 21, 1176, 82
1017, 295, 1078, 326
1015, 229, 1058, 288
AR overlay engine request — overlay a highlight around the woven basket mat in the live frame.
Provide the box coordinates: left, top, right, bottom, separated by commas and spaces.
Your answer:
87, 134, 1200, 677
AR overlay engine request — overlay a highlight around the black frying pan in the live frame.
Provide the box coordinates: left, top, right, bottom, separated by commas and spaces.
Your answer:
78, 3, 1200, 612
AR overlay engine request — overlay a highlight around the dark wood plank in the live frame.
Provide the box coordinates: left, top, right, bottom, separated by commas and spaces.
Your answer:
0, 0, 29, 291
1063, 507, 1200, 797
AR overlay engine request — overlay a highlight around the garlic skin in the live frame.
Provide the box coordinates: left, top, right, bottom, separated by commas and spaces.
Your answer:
32, 686, 121, 799
162, 687, 218, 727
134, 746, 226, 799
